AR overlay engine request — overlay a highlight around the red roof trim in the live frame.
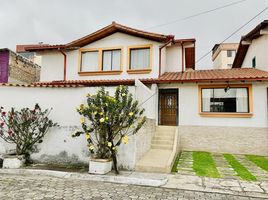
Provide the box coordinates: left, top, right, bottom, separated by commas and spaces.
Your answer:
30, 68, 268, 87
233, 20, 268, 68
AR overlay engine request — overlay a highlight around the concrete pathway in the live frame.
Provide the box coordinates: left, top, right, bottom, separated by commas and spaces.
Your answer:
235, 155, 268, 181
0, 173, 265, 200
175, 151, 268, 182
0, 169, 267, 199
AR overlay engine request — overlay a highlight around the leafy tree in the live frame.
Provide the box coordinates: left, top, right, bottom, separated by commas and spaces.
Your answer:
73, 86, 146, 174
0, 104, 58, 162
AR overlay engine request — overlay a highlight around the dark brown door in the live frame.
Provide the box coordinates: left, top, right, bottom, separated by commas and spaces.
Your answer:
185, 47, 195, 70
159, 89, 178, 126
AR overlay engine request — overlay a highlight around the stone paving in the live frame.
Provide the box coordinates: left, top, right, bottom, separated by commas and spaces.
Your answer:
175, 151, 268, 181
0, 173, 265, 200
212, 154, 237, 180
235, 155, 268, 181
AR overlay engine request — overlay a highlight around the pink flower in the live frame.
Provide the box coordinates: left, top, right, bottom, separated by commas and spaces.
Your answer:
1, 112, 6, 116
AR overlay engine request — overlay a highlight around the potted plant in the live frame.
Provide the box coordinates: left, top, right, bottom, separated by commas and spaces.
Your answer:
0, 104, 58, 168
72, 86, 146, 174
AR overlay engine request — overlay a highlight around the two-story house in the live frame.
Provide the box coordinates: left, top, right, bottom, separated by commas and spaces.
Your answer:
233, 20, 268, 70
212, 43, 239, 69
6, 21, 267, 172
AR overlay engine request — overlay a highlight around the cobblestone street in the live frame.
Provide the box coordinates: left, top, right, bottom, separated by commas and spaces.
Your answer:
0, 174, 265, 200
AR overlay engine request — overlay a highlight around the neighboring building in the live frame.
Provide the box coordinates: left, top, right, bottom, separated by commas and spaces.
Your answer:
16, 44, 46, 66
212, 43, 239, 69
233, 20, 268, 71
0, 48, 40, 84
1, 22, 266, 172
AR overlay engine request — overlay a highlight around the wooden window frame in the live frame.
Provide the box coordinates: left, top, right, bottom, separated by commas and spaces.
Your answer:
78, 47, 123, 76
198, 84, 253, 118
127, 44, 152, 74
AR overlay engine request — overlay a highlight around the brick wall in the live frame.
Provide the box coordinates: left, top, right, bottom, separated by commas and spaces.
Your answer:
8, 50, 40, 83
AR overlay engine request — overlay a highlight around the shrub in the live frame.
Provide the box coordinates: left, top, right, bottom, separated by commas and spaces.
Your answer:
0, 104, 58, 162
73, 86, 146, 174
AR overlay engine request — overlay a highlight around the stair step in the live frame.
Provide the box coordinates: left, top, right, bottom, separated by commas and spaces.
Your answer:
153, 135, 174, 140
151, 144, 173, 150
151, 140, 174, 145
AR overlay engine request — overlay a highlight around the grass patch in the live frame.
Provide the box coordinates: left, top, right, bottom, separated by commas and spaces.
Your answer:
246, 155, 268, 173
171, 155, 181, 173
224, 154, 256, 181
192, 152, 220, 178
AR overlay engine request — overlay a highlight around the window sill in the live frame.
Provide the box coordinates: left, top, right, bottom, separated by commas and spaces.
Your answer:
78, 71, 122, 76
127, 69, 152, 74
199, 112, 253, 118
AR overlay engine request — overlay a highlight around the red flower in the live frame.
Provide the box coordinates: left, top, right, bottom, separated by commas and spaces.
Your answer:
8, 129, 12, 135
0, 122, 4, 127
1, 112, 6, 116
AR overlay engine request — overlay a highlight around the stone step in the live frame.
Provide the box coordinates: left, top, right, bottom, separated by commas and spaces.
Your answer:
154, 134, 174, 139
151, 139, 174, 145
135, 149, 173, 173
151, 144, 173, 150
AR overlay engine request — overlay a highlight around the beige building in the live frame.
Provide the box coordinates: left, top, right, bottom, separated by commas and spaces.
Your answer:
212, 43, 239, 69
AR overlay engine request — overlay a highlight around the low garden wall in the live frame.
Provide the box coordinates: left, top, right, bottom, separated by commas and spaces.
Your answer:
0, 85, 155, 170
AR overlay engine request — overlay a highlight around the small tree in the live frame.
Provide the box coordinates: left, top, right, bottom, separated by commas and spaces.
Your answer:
73, 86, 146, 174
0, 104, 58, 162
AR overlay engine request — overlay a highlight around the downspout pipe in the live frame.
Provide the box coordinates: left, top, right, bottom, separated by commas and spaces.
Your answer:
59, 49, 67, 81
181, 42, 184, 72
159, 39, 173, 78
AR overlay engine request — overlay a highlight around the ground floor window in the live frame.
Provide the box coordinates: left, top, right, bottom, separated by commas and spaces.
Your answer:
199, 85, 253, 117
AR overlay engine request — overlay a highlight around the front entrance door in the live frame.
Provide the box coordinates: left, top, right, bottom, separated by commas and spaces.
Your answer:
159, 89, 178, 126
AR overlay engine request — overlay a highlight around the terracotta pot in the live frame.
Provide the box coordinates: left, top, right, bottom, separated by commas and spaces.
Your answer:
89, 158, 112, 174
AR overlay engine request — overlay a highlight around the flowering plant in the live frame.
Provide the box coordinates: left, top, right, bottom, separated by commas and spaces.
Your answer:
73, 86, 146, 174
0, 104, 58, 162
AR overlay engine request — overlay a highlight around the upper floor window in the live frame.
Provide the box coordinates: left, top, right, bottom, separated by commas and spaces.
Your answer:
252, 56, 256, 68
81, 51, 99, 72
127, 44, 152, 74
102, 49, 121, 71
227, 50, 236, 57
79, 47, 122, 75
199, 85, 253, 118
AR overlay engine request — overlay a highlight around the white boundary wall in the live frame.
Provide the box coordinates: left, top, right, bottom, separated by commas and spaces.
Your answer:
0, 85, 156, 170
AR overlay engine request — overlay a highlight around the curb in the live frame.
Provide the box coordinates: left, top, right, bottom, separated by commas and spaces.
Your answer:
0, 168, 168, 187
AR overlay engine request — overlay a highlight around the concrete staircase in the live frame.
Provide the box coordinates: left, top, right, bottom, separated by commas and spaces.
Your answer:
135, 126, 178, 173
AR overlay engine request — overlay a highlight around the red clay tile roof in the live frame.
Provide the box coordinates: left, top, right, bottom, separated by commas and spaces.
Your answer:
156, 68, 268, 82
16, 44, 50, 52
233, 20, 268, 68
25, 22, 195, 51
25, 45, 65, 51
0, 83, 83, 88
29, 68, 268, 87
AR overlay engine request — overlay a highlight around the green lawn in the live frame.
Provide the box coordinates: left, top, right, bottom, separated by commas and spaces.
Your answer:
192, 152, 220, 178
246, 155, 268, 173
224, 154, 256, 181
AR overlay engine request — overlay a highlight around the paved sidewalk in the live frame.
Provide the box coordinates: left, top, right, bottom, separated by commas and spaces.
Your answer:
0, 173, 265, 200
0, 169, 267, 199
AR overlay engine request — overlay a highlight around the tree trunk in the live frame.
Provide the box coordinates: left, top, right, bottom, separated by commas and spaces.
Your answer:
111, 150, 119, 174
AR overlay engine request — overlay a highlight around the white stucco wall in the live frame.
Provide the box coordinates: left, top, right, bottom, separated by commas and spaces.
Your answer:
160, 82, 268, 127
213, 50, 234, 69
39, 33, 165, 81
0, 85, 155, 169
38, 32, 188, 82
241, 34, 268, 71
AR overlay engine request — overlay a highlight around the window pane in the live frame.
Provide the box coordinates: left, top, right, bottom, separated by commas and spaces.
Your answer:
201, 88, 249, 113
102, 50, 121, 71
130, 48, 150, 69
81, 51, 98, 72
